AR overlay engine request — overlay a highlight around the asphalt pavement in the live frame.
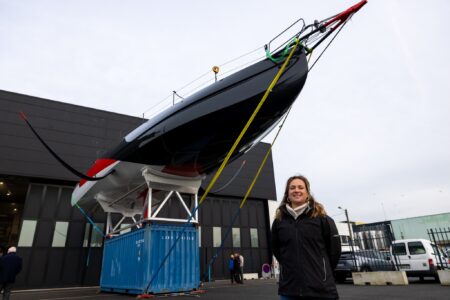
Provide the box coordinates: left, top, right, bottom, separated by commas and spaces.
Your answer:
9, 278, 449, 300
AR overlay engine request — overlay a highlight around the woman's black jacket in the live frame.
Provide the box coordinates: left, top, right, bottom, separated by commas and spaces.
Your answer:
271, 205, 341, 298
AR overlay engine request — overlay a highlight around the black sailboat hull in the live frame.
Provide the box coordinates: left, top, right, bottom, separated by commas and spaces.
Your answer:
72, 46, 308, 207
109, 46, 308, 176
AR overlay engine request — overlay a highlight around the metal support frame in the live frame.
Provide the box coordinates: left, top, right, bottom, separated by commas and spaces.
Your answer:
101, 166, 203, 236
105, 213, 141, 236
142, 167, 201, 224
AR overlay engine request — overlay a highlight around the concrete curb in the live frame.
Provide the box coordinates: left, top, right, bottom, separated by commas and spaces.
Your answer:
352, 271, 408, 285
438, 270, 450, 285
243, 273, 259, 280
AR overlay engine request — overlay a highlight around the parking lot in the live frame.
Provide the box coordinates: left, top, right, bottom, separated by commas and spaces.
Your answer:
9, 278, 449, 300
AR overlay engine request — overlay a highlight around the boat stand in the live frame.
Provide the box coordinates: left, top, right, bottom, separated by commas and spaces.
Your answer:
98, 166, 202, 236
141, 167, 201, 224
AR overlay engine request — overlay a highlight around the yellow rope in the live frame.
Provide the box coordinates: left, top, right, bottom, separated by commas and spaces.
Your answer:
239, 107, 291, 208
239, 52, 311, 208
239, 51, 311, 208
199, 38, 301, 205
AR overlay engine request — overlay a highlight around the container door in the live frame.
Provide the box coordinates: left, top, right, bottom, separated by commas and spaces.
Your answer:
391, 242, 410, 271
407, 241, 428, 272
148, 225, 200, 294
100, 229, 147, 294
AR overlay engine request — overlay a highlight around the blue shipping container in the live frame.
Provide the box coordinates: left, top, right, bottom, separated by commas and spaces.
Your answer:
100, 224, 200, 295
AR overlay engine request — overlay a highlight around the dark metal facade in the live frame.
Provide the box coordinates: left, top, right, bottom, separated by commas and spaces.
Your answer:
0, 90, 145, 181
198, 196, 271, 281
17, 182, 106, 288
0, 90, 277, 288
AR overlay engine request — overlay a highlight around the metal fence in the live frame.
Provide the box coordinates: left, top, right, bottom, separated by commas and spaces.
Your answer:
427, 227, 450, 269
335, 225, 450, 281
335, 225, 396, 281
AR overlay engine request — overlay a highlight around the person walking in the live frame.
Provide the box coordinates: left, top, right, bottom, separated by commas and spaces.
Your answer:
228, 254, 235, 284
0, 247, 22, 300
271, 175, 341, 300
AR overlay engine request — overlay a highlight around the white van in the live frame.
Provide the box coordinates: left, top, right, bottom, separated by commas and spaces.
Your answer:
390, 239, 449, 280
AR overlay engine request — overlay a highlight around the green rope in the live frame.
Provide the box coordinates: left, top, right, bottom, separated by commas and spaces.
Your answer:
266, 38, 312, 63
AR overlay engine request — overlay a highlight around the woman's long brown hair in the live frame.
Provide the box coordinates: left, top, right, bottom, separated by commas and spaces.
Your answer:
275, 175, 326, 220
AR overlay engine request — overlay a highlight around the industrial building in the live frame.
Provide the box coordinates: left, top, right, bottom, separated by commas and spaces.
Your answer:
389, 213, 450, 241
353, 213, 450, 240
0, 90, 277, 289
352, 213, 450, 253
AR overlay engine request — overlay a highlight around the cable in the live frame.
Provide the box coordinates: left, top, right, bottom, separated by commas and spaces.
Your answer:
308, 14, 353, 72
19, 112, 113, 182
75, 203, 106, 238
219, 46, 262, 68
210, 160, 246, 194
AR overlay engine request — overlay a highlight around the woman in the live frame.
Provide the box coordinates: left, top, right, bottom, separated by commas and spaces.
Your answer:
271, 175, 341, 300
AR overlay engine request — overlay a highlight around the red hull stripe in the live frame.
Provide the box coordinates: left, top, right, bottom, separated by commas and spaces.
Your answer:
162, 164, 203, 177
79, 158, 117, 187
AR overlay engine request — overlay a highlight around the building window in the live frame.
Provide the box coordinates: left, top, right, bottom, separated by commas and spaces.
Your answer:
52, 221, 68, 247
18, 220, 37, 247
213, 226, 221, 247
83, 223, 90, 247
232, 228, 241, 248
250, 228, 259, 248
83, 223, 105, 247
90, 223, 104, 247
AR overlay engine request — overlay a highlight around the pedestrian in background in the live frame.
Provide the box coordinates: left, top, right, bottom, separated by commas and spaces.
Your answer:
271, 175, 341, 300
0, 247, 22, 300
228, 254, 235, 284
233, 253, 242, 284
238, 253, 244, 284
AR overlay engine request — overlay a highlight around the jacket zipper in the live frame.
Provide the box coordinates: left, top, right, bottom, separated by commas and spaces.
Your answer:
322, 257, 327, 281
295, 221, 303, 296
279, 264, 283, 280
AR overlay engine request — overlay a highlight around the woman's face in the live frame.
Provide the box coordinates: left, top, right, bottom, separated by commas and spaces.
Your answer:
288, 178, 309, 208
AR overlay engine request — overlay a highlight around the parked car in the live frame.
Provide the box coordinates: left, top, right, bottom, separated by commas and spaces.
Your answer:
379, 250, 391, 260
334, 249, 395, 283
390, 239, 449, 281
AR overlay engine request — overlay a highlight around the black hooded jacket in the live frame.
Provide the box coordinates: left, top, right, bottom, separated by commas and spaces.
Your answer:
0, 252, 22, 283
271, 204, 341, 298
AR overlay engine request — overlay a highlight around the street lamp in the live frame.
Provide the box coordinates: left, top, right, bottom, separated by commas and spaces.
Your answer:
338, 206, 357, 268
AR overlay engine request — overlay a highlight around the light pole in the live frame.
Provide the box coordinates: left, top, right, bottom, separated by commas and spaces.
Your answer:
338, 206, 357, 269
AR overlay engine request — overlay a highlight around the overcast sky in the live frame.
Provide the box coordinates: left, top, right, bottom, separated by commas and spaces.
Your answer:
1, 0, 449, 223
